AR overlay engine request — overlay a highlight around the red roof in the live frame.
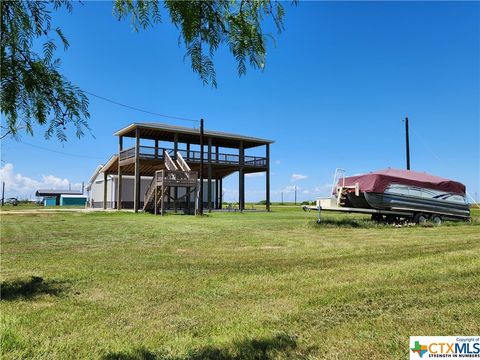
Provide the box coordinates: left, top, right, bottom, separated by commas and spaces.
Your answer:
340, 168, 466, 195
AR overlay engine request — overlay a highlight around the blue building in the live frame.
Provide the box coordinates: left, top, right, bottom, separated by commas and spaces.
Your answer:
43, 197, 57, 206
36, 189, 86, 207
60, 195, 87, 206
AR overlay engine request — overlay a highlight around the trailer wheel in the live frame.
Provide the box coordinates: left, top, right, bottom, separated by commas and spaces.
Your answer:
385, 215, 399, 224
414, 213, 428, 225
371, 214, 383, 222
431, 215, 442, 226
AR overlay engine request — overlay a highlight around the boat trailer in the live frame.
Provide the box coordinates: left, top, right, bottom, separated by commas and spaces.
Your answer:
302, 197, 414, 224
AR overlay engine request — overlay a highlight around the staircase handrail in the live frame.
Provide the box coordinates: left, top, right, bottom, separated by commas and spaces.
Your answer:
143, 170, 163, 209
164, 151, 178, 171
176, 151, 191, 172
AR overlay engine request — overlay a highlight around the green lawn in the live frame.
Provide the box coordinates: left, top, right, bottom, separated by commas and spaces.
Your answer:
1, 207, 479, 359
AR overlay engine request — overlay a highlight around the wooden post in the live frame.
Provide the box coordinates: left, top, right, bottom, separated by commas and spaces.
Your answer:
219, 177, 223, 209
186, 143, 191, 212
199, 119, 204, 215
117, 136, 123, 210
266, 143, 270, 212
103, 172, 108, 209
215, 177, 219, 209
160, 172, 165, 216
134, 128, 140, 213
174, 134, 178, 213
207, 137, 212, 213
239, 141, 245, 211
154, 173, 158, 215
155, 139, 159, 158
174, 134, 178, 158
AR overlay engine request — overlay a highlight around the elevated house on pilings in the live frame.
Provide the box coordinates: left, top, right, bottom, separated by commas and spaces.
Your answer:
96, 122, 273, 213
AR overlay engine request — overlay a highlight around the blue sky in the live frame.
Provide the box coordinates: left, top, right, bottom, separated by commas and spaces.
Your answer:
1, 1, 479, 202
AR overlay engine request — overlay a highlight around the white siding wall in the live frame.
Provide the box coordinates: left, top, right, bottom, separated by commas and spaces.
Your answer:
88, 172, 215, 208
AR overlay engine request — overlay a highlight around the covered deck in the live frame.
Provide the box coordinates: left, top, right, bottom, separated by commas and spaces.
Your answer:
103, 122, 273, 213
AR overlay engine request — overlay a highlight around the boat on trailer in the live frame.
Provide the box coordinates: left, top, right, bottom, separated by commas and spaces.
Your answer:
304, 168, 470, 224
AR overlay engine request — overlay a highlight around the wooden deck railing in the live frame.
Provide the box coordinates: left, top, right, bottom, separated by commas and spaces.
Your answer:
144, 169, 198, 208
120, 146, 267, 167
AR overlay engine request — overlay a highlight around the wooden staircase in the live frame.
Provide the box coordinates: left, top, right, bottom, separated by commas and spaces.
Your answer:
143, 151, 199, 215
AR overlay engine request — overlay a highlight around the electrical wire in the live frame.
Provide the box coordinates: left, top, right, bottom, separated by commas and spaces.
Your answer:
6, 90, 202, 161
84, 90, 199, 123
18, 140, 105, 160
410, 125, 479, 206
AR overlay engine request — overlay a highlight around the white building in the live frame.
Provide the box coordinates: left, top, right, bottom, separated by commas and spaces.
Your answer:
86, 159, 216, 210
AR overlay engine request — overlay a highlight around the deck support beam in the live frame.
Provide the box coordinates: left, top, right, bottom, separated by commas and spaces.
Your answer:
186, 143, 191, 212
154, 139, 159, 158
266, 143, 270, 212
207, 138, 212, 213
215, 177, 219, 209
239, 141, 245, 211
103, 172, 107, 209
117, 136, 123, 210
215, 146, 219, 209
134, 129, 140, 213
174, 134, 178, 213
219, 177, 223, 209
160, 171, 165, 216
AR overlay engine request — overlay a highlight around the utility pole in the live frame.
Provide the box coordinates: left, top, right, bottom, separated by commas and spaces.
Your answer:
294, 185, 297, 205
405, 116, 411, 170
281, 191, 283, 205
1, 181, 4, 206
198, 118, 204, 215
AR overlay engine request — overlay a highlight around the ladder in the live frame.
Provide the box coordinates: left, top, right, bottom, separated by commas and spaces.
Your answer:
331, 168, 359, 207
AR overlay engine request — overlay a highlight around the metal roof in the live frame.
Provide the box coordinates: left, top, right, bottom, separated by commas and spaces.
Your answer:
35, 189, 83, 196
113, 122, 274, 149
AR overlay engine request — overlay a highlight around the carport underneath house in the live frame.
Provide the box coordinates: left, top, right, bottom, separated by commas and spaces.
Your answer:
100, 122, 274, 212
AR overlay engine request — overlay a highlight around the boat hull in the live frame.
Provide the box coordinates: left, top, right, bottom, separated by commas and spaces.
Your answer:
346, 192, 470, 219
366, 192, 469, 218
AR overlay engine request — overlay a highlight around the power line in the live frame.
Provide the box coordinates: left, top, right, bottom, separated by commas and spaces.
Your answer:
18, 140, 105, 160
84, 90, 199, 123
408, 124, 479, 206
410, 130, 443, 163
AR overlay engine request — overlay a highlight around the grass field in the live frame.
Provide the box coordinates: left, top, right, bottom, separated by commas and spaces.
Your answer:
1, 206, 479, 359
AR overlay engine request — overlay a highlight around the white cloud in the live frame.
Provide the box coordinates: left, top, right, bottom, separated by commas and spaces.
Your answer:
291, 173, 308, 181
274, 160, 281, 165
0, 163, 82, 199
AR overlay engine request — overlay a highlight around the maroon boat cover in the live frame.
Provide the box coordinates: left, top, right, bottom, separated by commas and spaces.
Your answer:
339, 168, 466, 195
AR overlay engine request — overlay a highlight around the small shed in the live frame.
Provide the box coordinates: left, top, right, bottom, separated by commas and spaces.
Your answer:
60, 194, 87, 206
